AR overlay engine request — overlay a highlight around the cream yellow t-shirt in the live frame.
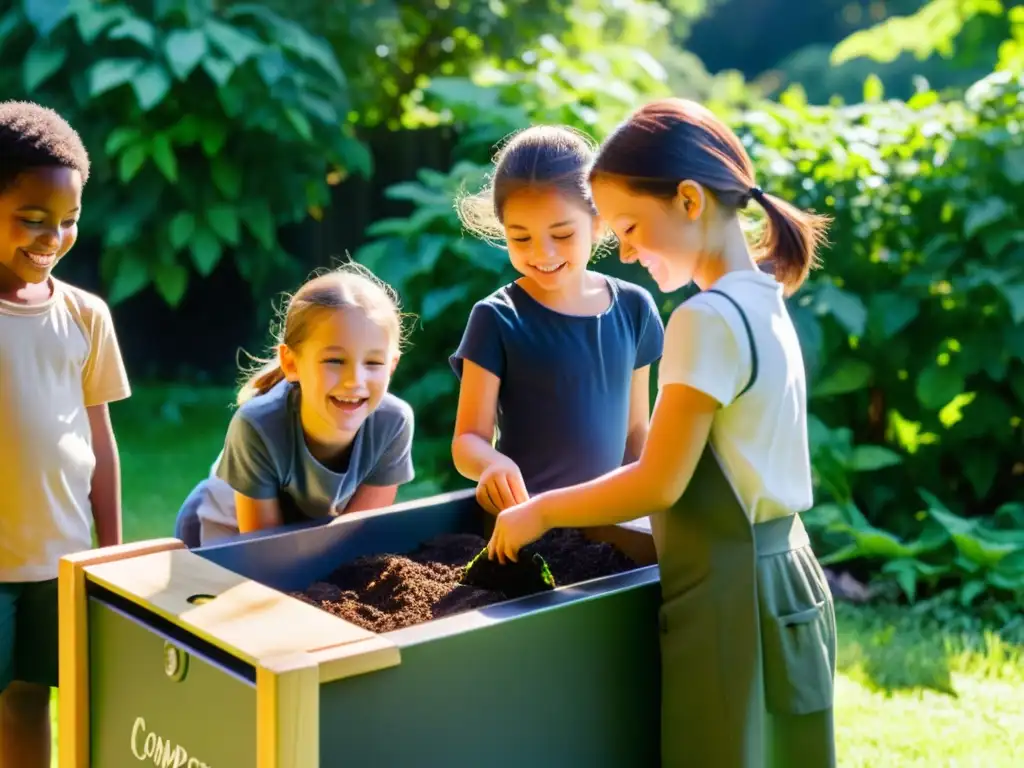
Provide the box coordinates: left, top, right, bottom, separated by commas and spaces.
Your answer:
0, 278, 131, 581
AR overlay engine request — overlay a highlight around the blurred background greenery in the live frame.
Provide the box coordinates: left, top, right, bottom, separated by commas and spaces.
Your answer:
2, 1, 1023, 760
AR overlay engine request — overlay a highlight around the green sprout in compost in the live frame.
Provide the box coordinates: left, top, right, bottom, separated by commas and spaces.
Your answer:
461, 547, 557, 599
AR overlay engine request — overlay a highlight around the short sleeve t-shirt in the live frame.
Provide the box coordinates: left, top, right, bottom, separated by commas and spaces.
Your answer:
450, 275, 665, 495
659, 270, 813, 523
0, 279, 132, 581
195, 380, 415, 531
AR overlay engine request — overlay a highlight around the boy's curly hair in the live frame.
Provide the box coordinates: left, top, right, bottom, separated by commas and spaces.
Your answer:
0, 101, 90, 193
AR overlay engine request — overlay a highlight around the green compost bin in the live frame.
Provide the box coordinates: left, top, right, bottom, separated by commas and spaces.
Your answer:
62, 489, 662, 768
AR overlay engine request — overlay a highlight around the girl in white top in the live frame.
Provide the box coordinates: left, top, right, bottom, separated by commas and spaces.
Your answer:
485, 98, 837, 768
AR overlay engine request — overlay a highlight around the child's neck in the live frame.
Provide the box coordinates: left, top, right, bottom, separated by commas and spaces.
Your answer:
300, 406, 356, 470
517, 270, 610, 316
693, 218, 758, 291
0, 266, 52, 305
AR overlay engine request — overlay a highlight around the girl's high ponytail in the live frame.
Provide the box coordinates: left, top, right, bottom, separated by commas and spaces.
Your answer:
750, 188, 829, 296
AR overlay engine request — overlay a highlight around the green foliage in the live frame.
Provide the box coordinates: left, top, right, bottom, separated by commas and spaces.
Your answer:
831, 0, 1022, 72
743, 69, 1024, 609
0, 0, 368, 305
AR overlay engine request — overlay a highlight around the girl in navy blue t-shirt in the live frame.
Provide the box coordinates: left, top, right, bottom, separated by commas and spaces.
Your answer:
450, 125, 665, 514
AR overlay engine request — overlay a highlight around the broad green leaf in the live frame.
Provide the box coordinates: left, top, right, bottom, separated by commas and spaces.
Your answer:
816, 283, 867, 337
149, 135, 177, 182
421, 285, 470, 322
915, 362, 964, 410
0, 10, 22, 51
881, 559, 920, 602
241, 200, 275, 249
959, 580, 987, 607
849, 445, 902, 472
285, 108, 313, 141
164, 28, 207, 81
197, 120, 227, 156
22, 37, 67, 90
867, 292, 919, 340
107, 17, 156, 49
201, 56, 233, 87
204, 19, 262, 66
206, 205, 240, 245
962, 451, 997, 500
168, 212, 195, 250
398, 369, 455, 409
118, 145, 147, 182
153, 261, 188, 306
73, 1, 125, 42
88, 58, 144, 97
964, 197, 1011, 238
997, 282, 1024, 324
132, 63, 171, 111
1003, 147, 1024, 185
104, 127, 141, 156
106, 251, 151, 305
21, 0, 68, 37
812, 358, 872, 398
863, 74, 884, 103
189, 227, 222, 277
926, 503, 1023, 569
210, 157, 241, 200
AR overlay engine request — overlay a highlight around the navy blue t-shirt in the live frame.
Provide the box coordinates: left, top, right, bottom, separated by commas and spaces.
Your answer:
450, 275, 665, 495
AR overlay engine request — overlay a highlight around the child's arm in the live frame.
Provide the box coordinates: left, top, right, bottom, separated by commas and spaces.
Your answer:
343, 405, 414, 514
88, 403, 122, 547
345, 484, 399, 513
452, 360, 528, 513
236, 494, 284, 533
623, 365, 652, 464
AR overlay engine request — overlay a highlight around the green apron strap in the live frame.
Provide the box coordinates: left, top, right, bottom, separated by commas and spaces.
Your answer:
705, 288, 758, 398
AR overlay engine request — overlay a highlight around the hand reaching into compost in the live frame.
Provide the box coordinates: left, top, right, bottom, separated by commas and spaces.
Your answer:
476, 458, 529, 515
487, 500, 548, 564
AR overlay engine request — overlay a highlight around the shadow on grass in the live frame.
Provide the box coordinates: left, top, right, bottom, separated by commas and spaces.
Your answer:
836, 602, 1024, 697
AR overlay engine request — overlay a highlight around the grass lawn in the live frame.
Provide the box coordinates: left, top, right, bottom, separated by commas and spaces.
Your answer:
49, 385, 1024, 766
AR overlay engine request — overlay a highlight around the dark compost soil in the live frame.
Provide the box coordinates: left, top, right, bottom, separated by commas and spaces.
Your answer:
291, 529, 638, 633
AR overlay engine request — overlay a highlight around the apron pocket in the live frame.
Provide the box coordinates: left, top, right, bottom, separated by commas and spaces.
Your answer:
762, 599, 834, 715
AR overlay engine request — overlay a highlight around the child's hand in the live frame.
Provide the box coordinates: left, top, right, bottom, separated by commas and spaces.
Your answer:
487, 501, 547, 564
476, 458, 529, 515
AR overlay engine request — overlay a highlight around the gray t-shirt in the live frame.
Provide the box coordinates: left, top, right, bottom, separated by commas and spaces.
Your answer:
195, 380, 415, 530
450, 275, 664, 495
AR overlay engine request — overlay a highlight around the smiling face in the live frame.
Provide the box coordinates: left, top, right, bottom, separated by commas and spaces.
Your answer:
502, 186, 601, 293
280, 305, 397, 450
591, 175, 710, 293
0, 166, 82, 298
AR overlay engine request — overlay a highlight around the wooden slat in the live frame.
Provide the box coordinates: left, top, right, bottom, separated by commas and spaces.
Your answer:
84, 547, 395, 666
58, 538, 186, 768
256, 653, 319, 768
309, 635, 401, 683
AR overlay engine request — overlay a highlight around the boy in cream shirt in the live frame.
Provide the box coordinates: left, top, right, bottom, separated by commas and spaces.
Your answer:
0, 101, 131, 767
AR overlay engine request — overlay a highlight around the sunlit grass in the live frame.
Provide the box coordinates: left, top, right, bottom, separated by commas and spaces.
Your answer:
45, 386, 1024, 766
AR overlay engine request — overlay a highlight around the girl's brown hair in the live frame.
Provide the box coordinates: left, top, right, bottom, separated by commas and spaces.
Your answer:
456, 125, 602, 245
237, 263, 405, 405
590, 98, 830, 294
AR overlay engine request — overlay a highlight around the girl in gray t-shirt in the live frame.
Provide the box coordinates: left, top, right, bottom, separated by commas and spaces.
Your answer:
450, 125, 664, 514
175, 265, 415, 547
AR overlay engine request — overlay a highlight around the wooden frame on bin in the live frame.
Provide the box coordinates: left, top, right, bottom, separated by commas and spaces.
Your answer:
58, 538, 401, 768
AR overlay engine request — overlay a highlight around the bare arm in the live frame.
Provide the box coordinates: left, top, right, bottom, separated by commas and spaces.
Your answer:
452, 359, 511, 480
623, 365, 652, 464
235, 493, 284, 534
344, 484, 399, 514
88, 404, 122, 547
535, 383, 718, 529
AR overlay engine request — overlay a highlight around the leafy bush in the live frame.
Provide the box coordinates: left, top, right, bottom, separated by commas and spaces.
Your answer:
359, 68, 1024, 609
0, 0, 368, 304
739, 69, 1024, 609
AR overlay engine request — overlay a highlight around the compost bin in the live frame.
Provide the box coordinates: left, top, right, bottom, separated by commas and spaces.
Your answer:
59, 489, 662, 767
